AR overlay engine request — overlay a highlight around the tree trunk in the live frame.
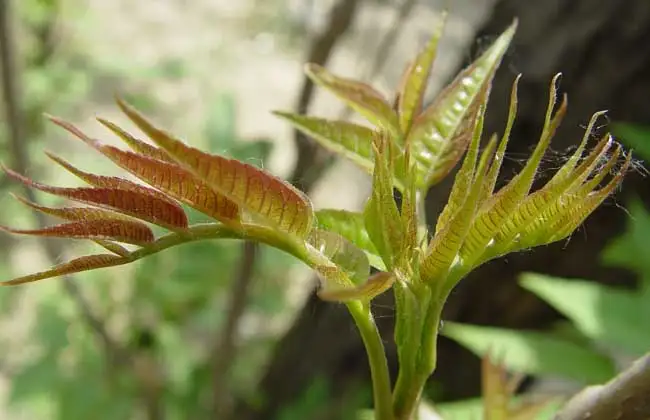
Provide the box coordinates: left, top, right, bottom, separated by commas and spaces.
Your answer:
235, 0, 650, 417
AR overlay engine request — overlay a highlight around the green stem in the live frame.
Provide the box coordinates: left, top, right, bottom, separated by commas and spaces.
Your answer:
347, 301, 394, 420
392, 302, 441, 419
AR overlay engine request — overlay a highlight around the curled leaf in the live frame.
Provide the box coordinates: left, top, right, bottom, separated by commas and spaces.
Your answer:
318, 271, 395, 302
117, 99, 314, 238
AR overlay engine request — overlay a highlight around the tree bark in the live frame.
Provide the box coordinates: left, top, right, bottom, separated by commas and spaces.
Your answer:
236, 0, 650, 416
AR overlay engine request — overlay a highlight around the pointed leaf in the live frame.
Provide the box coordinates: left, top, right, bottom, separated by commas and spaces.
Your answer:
1, 254, 128, 286
458, 75, 567, 264
0, 219, 154, 246
45, 151, 179, 205
421, 104, 488, 284
3, 167, 188, 231
396, 12, 447, 134
363, 133, 404, 269
480, 75, 521, 203
408, 20, 517, 187
441, 322, 616, 384
304, 63, 400, 136
96, 117, 175, 163
318, 271, 394, 302
49, 117, 241, 224
117, 99, 314, 238
273, 112, 375, 174
12, 194, 134, 223
13, 195, 136, 257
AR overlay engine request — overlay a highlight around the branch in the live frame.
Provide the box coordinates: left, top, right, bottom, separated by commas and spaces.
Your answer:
554, 352, 650, 420
0, 0, 130, 367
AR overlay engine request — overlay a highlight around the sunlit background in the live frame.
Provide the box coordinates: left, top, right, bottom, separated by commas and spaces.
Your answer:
0, 0, 648, 419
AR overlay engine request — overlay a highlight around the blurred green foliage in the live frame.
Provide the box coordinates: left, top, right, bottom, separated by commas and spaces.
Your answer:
0, 2, 294, 418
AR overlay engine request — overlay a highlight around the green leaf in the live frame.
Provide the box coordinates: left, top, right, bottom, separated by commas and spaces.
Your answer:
421, 103, 490, 286
612, 122, 650, 161
602, 198, 650, 282
304, 64, 400, 137
395, 12, 447, 134
316, 209, 384, 269
441, 321, 616, 384
274, 112, 376, 174
308, 229, 369, 286
520, 273, 650, 356
363, 134, 404, 269
435, 398, 562, 420
407, 20, 517, 188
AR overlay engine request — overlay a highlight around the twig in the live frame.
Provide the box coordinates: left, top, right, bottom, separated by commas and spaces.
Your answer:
0, 0, 130, 368
554, 352, 650, 420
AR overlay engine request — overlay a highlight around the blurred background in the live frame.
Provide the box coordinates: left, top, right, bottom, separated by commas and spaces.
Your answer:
0, 0, 648, 419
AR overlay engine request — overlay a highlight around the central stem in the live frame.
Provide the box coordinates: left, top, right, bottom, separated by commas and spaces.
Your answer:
392, 301, 442, 419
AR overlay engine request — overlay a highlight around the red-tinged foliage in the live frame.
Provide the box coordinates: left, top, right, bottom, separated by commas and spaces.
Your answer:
3, 167, 188, 231
49, 116, 241, 223
12, 194, 135, 223
116, 99, 315, 238
96, 117, 176, 163
0, 219, 154, 246
0, 254, 128, 286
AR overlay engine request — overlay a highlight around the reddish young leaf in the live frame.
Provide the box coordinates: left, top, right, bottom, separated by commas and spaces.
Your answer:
100, 145, 241, 223
0, 219, 154, 246
116, 99, 314, 238
49, 117, 240, 223
13, 195, 135, 256
13, 194, 134, 223
95, 117, 175, 163
0, 254, 128, 286
3, 167, 188, 231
